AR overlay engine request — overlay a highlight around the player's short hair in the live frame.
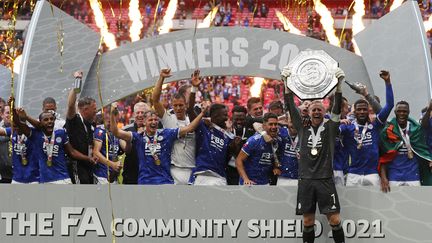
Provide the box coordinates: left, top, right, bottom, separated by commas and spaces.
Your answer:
172, 93, 186, 102
232, 105, 247, 114
268, 100, 283, 111
263, 112, 278, 123
133, 102, 150, 112
143, 110, 158, 119
209, 103, 226, 117
247, 97, 261, 110
42, 97, 56, 106
77, 96, 96, 108
178, 84, 191, 97
354, 99, 369, 109
38, 111, 55, 121
396, 100, 410, 110
309, 100, 324, 111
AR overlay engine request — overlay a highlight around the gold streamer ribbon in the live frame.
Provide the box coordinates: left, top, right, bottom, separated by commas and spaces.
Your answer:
48, 0, 65, 72
338, 0, 356, 46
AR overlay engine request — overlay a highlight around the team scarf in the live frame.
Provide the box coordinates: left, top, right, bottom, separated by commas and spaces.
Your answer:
379, 117, 432, 185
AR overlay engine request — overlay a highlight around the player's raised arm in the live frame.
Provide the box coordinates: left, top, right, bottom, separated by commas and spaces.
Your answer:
152, 68, 172, 118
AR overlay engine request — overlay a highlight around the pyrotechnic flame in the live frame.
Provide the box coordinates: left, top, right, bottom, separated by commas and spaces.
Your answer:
275, 10, 303, 35
425, 15, 432, 31
89, 0, 117, 50
197, 6, 219, 28
313, 0, 339, 47
250, 77, 265, 97
390, 0, 403, 11
158, 0, 178, 34
128, 0, 143, 42
351, 0, 365, 55
13, 54, 22, 74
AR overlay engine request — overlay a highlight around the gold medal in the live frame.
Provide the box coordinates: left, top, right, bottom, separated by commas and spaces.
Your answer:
408, 149, 414, 159
21, 157, 28, 166
155, 159, 161, 166
47, 159, 53, 167
311, 148, 318, 156
357, 143, 362, 150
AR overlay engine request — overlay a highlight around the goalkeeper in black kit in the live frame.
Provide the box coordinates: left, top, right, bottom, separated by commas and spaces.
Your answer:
281, 67, 346, 243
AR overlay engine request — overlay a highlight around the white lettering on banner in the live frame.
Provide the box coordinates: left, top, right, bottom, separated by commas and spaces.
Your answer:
260, 41, 300, 71
176, 40, 196, 71
212, 37, 230, 67
196, 38, 212, 68
279, 43, 300, 70
61, 207, 106, 237
232, 37, 249, 67
110, 218, 242, 238
156, 44, 177, 72
121, 38, 251, 83
1, 212, 18, 235
248, 219, 320, 238
120, 50, 147, 83
0, 211, 385, 239
260, 40, 279, 70
145, 48, 160, 77
1, 212, 54, 236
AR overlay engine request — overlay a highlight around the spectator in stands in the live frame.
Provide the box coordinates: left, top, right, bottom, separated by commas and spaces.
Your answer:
380, 100, 432, 191
244, 17, 249, 27
260, 3, 269, 18
146, 3, 152, 17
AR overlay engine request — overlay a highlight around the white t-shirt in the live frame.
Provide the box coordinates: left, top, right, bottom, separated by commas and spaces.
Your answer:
161, 110, 196, 168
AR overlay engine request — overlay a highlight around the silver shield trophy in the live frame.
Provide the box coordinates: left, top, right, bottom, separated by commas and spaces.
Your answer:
283, 50, 339, 100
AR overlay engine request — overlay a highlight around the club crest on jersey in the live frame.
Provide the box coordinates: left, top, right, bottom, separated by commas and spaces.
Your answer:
158, 136, 163, 141
368, 124, 373, 129
98, 130, 103, 136
56, 137, 62, 143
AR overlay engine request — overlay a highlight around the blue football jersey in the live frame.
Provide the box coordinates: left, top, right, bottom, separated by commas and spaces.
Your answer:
29, 128, 70, 183
333, 133, 349, 172
387, 143, 420, 182
94, 126, 121, 179
341, 121, 383, 175
194, 121, 234, 178
132, 128, 178, 185
240, 134, 274, 185
5, 128, 39, 183
277, 127, 298, 179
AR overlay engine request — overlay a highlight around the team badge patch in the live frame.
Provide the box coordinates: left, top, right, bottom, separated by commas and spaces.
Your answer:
56, 137, 62, 143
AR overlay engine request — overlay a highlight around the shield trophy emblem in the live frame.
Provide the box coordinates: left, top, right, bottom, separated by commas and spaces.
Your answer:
282, 50, 339, 100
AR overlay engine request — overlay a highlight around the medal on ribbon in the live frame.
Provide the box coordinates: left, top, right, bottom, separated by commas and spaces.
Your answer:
17, 135, 28, 166
145, 131, 161, 166
309, 123, 325, 156
44, 133, 55, 167
354, 121, 368, 150
398, 122, 414, 160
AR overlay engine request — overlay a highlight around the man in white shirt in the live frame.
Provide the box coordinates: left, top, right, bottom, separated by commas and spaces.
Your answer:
152, 68, 197, 184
